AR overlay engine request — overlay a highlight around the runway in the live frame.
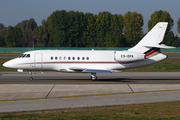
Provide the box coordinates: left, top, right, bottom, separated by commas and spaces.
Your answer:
0, 72, 180, 84
1, 91, 180, 113
1, 71, 180, 113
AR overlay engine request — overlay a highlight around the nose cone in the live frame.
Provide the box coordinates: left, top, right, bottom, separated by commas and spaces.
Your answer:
3, 59, 19, 69
3, 61, 12, 68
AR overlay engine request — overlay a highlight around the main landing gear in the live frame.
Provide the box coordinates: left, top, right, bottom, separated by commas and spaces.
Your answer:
29, 70, 33, 81
91, 72, 97, 81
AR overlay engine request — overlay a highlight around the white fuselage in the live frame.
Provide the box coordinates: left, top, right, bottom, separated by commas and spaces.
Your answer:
3, 50, 167, 72
2, 22, 172, 80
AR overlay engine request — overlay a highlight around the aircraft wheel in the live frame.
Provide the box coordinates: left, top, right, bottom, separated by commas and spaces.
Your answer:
29, 77, 33, 81
91, 76, 97, 81
91, 72, 97, 81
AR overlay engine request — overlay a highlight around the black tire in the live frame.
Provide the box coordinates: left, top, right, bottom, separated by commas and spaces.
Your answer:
29, 77, 33, 81
91, 76, 97, 81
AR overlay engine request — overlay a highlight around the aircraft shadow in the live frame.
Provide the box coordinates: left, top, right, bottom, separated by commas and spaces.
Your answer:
33, 77, 180, 82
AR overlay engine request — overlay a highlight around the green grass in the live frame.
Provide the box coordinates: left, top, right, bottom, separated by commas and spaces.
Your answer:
0, 52, 22, 55
0, 59, 16, 71
125, 58, 180, 71
164, 52, 180, 56
0, 101, 180, 119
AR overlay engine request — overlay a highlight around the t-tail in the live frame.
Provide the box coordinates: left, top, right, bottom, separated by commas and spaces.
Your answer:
122, 22, 175, 68
128, 22, 174, 58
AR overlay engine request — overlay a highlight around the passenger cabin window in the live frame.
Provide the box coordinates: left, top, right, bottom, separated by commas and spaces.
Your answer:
50, 56, 89, 61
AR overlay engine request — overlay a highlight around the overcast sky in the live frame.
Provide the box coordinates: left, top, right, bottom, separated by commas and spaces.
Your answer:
0, 0, 180, 34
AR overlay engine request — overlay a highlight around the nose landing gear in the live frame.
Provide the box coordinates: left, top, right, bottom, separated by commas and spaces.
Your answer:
29, 77, 33, 81
29, 71, 33, 81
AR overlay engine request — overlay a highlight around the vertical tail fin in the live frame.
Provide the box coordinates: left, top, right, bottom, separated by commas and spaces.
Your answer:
128, 22, 173, 54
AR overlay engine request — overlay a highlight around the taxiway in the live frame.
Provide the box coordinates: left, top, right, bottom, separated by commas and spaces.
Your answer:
0, 72, 180, 84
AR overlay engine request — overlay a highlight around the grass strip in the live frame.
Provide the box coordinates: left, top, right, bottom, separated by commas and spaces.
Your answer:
0, 101, 180, 119
0, 59, 16, 71
0, 52, 22, 55
125, 58, 180, 71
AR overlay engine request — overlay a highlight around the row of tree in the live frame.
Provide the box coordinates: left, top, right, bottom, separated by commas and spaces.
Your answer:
0, 10, 180, 47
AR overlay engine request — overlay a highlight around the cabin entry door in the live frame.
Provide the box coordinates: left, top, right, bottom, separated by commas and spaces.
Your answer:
34, 53, 43, 70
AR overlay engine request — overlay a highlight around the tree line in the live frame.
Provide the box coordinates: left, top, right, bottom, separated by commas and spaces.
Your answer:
1, 10, 180, 47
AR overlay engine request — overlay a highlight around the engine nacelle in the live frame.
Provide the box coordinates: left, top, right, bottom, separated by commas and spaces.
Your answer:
114, 51, 145, 62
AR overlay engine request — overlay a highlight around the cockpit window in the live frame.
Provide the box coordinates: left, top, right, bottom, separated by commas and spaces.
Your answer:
19, 54, 24, 58
26, 54, 30, 58
19, 54, 30, 58
22, 54, 26, 58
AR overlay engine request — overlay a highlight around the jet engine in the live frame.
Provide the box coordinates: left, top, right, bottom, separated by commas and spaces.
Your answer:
114, 51, 145, 62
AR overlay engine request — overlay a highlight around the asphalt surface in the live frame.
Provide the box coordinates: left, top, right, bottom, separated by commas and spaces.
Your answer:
1, 91, 180, 113
0, 55, 19, 59
1, 72, 180, 84
0, 72, 180, 113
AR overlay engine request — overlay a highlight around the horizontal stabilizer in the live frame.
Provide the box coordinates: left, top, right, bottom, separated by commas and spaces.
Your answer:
143, 44, 175, 49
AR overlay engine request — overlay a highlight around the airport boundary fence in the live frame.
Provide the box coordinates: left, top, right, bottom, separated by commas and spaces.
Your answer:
0, 47, 180, 52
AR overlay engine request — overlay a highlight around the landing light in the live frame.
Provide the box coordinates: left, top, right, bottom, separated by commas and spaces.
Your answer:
17, 69, 23, 72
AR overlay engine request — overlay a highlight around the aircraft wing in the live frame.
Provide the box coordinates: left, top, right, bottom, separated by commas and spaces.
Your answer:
70, 67, 111, 73
69, 67, 85, 71
70, 67, 121, 73
83, 69, 111, 73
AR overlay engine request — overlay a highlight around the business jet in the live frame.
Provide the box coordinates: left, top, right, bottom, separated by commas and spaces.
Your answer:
3, 22, 174, 80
